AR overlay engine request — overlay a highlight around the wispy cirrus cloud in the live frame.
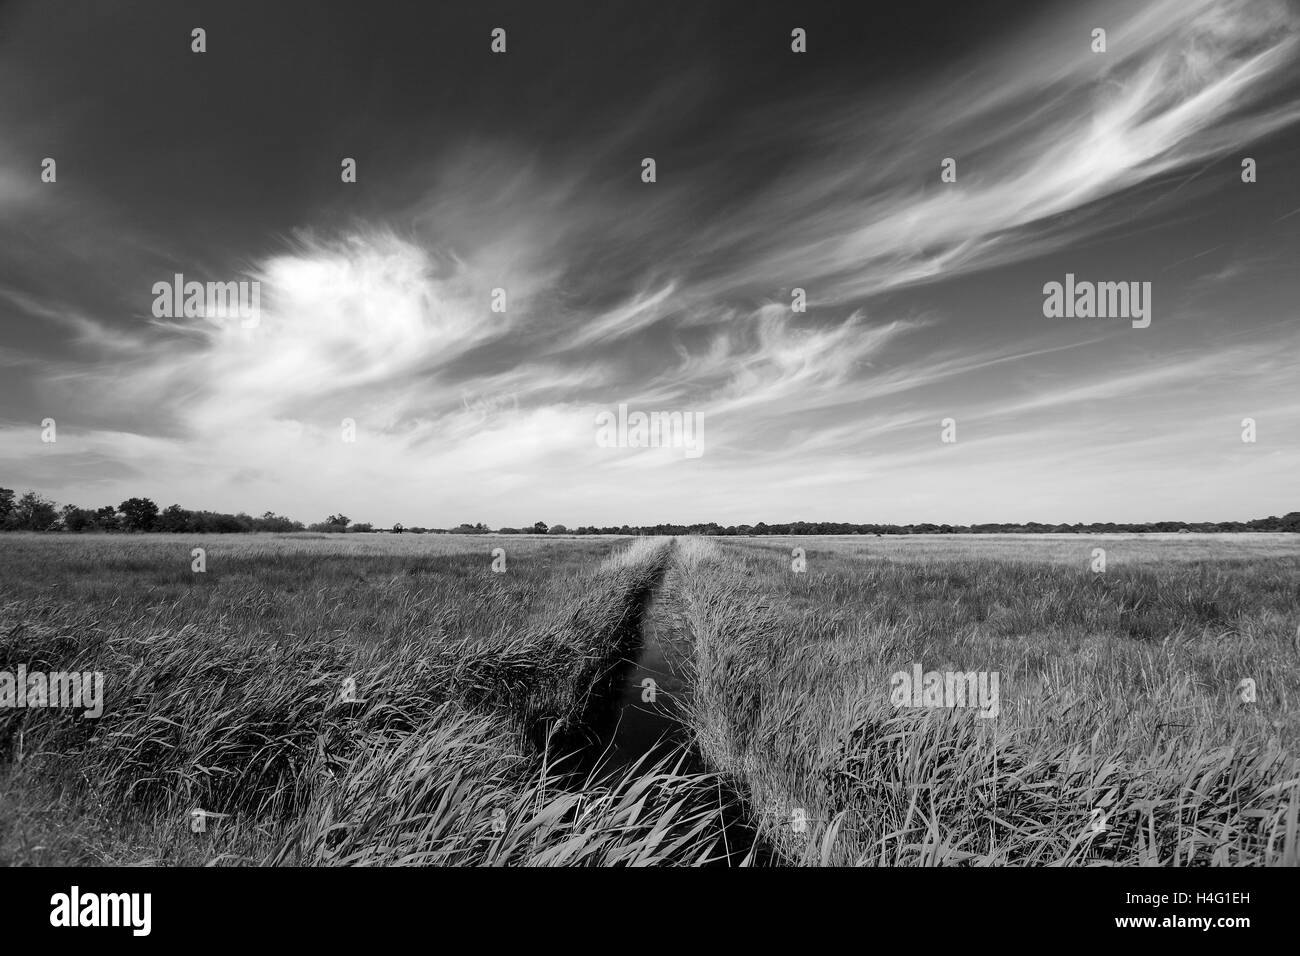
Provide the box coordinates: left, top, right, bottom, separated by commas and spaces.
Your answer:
1, 0, 1298, 525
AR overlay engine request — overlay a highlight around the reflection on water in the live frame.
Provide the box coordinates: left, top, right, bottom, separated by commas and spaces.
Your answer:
580, 587, 703, 778
543, 568, 770, 865
578, 582, 770, 864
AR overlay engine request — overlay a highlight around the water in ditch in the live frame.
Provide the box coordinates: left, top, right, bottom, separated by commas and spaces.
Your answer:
582, 586, 699, 775
556, 577, 769, 865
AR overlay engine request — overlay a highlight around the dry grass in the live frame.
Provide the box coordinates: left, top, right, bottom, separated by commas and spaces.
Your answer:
0, 533, 740, 866
671, 534, 1300, 865
3, 531, 1295, 866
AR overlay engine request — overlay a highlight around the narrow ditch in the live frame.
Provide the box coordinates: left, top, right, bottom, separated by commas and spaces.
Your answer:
545, 544, 770, 865
572, 583, 696, 777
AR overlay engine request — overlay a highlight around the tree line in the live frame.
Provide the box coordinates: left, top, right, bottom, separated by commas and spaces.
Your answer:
1, 487, 1295, 535
0, 489, 307, 533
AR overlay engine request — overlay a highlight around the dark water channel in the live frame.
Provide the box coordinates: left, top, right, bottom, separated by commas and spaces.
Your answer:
554, 574, 769, 865
579, 586, 702, 777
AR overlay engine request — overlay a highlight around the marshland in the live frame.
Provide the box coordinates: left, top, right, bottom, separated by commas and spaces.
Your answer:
1, 531, 1297, 866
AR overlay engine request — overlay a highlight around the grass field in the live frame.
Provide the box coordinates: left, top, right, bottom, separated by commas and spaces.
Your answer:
2, 531, 1297, 866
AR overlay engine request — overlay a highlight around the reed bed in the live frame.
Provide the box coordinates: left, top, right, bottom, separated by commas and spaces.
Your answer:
670, 536, 1300, 865
4, 531, 1295, 867
0, 534, 716, 865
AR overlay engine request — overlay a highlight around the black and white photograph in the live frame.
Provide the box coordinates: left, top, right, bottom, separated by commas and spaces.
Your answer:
0, 0, 1296, 935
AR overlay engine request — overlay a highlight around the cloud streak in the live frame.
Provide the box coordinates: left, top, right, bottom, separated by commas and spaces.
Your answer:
1, 0, 1298, 525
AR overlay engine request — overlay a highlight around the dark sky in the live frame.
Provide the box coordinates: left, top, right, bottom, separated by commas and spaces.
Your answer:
1, 0, 1298, 526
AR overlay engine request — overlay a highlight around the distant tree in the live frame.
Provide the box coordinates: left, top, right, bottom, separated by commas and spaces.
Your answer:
316, 513, 350, 532
118, 497, 159, 532
392, 522, 404, 534
548, 523, 567, 534
251, 511, 303, 533
15, 491, 58, 531
94, 505, 120, 531
532, 520, 548, 534
0, 487, 14, 526
156, 503, 192, 533
349, 522, 374, 533
211, 511, 250, 532
59, 504, 97, 532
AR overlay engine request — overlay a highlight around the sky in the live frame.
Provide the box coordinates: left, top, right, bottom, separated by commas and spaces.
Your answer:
1, 0, 1298, 528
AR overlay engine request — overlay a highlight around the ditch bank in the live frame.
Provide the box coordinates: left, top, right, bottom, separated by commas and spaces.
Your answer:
540, 545, 770, 865
568, 583, 695, 777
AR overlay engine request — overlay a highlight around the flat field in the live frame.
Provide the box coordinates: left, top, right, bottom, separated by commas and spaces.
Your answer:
2, 532, 1296, 865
